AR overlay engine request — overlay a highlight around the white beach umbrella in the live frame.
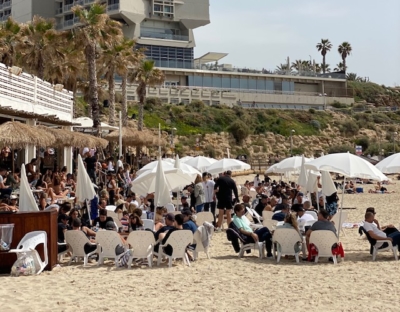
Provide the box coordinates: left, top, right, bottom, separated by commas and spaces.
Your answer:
270, 156, 313, 174
184, 156, 217, 173
265, 163, 279, 174
320, 171, 337, 196
76, 154, 96, 205
305, 152, 387, 239
207, 158, 250, 175
180, 156, 194, 163
131, 159, 200, 196
19, 164, 39, 212
154, 158, 173, 209
136, 160, 174, 176
305, 152, 387, 181
375, 153, 400, 174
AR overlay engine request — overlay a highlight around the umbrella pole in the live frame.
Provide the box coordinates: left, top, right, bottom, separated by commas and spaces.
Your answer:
337, 176, 346, 240
11, 147, 14, 174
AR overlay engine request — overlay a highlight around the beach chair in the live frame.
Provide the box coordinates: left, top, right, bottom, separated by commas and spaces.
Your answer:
156, 230, 193, 268
272, 228, 302, 263
142, 219, 155, 231
193, 226, 211, 260
126, 231, 155, 268
331, 212, 348, 237
359, 226, 398, 261
96, 230, 131, 268
166, 203, 175, 213
262, 211, 273, 221
107, 211, 123, 230
226, 222, 265, 258
57, 242, 69, 262
195, 211, 214, 227
309, 230, 339, 264
246, 207, 262, 224
9, 231, 48, 274
65, 230, 98, 267
140, 210, 147, 220
305, 211, 318, 220
263, 218, 278, 231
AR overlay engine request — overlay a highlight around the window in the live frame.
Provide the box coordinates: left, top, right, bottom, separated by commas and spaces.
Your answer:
274, 81, 282, 91
153, 1, 174, 16
136, 44, 193, 69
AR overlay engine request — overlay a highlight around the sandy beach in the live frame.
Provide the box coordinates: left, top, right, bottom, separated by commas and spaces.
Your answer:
1, 174, 400, 312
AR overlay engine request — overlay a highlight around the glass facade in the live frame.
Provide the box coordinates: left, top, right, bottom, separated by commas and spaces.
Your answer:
137, 44, 193, 69
187, 75, 294, 92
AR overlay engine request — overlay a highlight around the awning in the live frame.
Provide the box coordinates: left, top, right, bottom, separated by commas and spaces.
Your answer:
73, 117, 119, 131
194, 52, 228, 66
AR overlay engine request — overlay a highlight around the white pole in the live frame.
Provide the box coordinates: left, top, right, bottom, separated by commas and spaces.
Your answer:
227, 148, 230, 158
118, 111, 122, 158
337, 176, 346, 240
158, 123, 161, 157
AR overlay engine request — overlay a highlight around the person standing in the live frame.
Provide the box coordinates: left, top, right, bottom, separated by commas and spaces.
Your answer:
193, 174, 205, 213
203, 172, 216, 224
84, 151, 97, 183
214, 170, 239, 232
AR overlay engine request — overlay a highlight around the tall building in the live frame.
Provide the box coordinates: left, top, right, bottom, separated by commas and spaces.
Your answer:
7, 0, 210, 69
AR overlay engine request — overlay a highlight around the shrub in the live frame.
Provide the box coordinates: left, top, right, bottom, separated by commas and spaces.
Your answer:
328, 145, 354, 154
310, 120, 321, 130
331, 101, 349, 109
227, 120, 251, 143
354, 136, 370, 151
340, 120, 359, 136
203, 145, 216, 158
190, 99, 205, 112
292, 146, 305, 156
309, 108, 315, 114
145, 97, 162, 110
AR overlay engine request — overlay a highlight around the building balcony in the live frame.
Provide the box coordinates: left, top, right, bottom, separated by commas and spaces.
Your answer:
64, 19, 74, 27
140, 31, 189, 42
55, 8, 63, 15
64, 4, 73, 12
75, 0, 84, 5
3, 1, 11, 8
0, 4, 3, 10
107, 3, 120, 12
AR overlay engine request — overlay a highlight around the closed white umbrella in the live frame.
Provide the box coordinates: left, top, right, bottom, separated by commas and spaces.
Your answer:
320, 171, 337, 196
76, 154, 96, 221
207, 158, 250, 175
184, 156, 217, 173
297, 155, 308, 188
19, 165, 39, 212
375, 153, 400, 174
154, 158, 172, 209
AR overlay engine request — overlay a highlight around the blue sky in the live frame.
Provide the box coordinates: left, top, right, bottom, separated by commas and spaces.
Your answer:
193, 0, 400, 86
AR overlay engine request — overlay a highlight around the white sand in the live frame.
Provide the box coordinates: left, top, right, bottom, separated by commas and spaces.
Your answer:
1, 174, 400, 311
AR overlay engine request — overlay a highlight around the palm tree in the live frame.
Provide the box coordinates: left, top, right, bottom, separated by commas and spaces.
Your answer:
338, 42, 352, 75
334, 62, 346, 72
346, 73, 359, 81
99, 38, 141, 126
321, 63, 331, 73
17, 16, 65, 80
316, 39, 332, 74
71, 3, 123, 129
275, 63, 289, 73
315, 63, 322, 74
291, 60, 303, 71
128, 60, 164, 131
0, 17, 21, 67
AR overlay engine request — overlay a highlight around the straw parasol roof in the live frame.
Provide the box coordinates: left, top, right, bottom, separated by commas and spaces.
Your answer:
0, 121, 55, 148
105, 127, 161, 147
36, 126, 108, 149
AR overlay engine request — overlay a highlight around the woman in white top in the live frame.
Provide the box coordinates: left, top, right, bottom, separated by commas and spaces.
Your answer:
194, 174, 205, 213
107, 157, 114, 172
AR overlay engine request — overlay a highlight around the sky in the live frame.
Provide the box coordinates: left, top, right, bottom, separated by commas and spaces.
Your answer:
193, 0, 400, 86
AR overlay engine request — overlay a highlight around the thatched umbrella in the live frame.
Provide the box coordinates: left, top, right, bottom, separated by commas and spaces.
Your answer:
105, 127, 159, 147
37, 126, 75, 148
0, 121, 55, 148
72, 132, 108, 149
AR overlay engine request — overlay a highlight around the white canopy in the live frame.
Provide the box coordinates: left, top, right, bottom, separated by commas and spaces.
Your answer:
375, 153, 400, 174
19, 165, 39, 212
184, 156, 217, 173
207, 158, 250, 175
267, 156, 313, 174
73, 117, 118, 131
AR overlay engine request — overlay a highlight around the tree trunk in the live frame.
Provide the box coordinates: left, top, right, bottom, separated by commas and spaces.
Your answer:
322, 54, 326, 74
85, 43, 100, 129
38, 54, 44, 80
343, 57, 346, 75
108, 67, 115, 126
122, 73, 128, 127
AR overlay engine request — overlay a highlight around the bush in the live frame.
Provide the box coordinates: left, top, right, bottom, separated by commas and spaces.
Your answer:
145, 97, 162, 110
354, 136, 370, 151
328, 145, 354, 154
190, 100, 205, 112
227, 120, 251, 143
292, 146, 305, 156
309, 108, 315, 114
203, 145, 216, 158
331, 101, 349, 109
310, 120, 321, 130
340, 120, 359, 136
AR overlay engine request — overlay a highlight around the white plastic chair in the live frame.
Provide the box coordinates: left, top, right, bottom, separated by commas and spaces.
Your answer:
263, 218, 278, 231
142, 219, 155, 231
195, 211, 214, 227
331, 211, 348, 237
107, 211, 123, 230
156, 230, 193, 267
246, 207, 262, 224
126, 231, 155, 268
262, 210, 273, 221
96, 230, 131, 268
249, 190, 257, 199
309, 230, 339, 264
140, 210, 147, 220
305, 211, 318, 220
166, 203, 175, 213
65, 230, 98, 267
57, 242, 69, 262
272, 228, 302, 263
9, 231, 48, 274
105, 205, 116, 211
193, 226, 211, 260
238, 240, 265, 258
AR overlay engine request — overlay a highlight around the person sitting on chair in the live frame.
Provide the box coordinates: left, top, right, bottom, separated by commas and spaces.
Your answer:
363, 211, 400, 251
365, 207, 398, 235
232, 203, 273, 258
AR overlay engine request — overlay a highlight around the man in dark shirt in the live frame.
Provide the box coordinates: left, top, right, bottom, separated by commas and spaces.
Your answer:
254, 194, 269, 219
214, 170, 239, 231
84, 151, 97, 183
154, 213, 175, 240
58, 214, 69, 252
272, 204, 289, 222
92, 208, 114, 229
